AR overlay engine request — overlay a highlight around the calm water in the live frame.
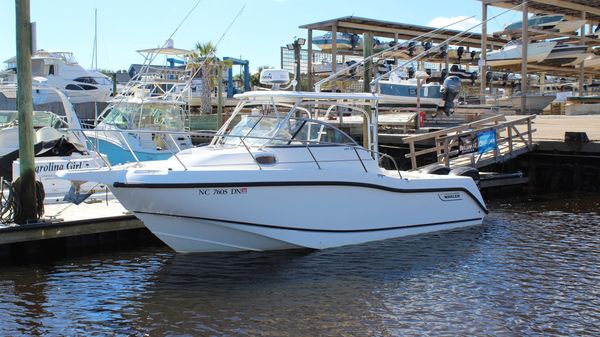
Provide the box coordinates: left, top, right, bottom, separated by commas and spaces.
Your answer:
0, 195, 599, 336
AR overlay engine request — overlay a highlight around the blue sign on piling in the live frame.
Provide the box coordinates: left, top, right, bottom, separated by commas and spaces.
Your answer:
477, 130, 497, 154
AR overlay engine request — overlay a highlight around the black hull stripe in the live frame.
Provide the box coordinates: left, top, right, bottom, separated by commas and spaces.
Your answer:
134, 211, 483, 233
114, 180, 488, 214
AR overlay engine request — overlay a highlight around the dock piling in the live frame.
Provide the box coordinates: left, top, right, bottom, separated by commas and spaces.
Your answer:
14, 0, 38, 224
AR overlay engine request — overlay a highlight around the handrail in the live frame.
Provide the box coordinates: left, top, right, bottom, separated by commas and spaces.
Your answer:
64, 127, 403, 177
402, 114, 536, 170
401, 114, 506, 143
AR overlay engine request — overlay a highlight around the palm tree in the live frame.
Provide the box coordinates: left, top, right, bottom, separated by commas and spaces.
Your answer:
190, 42, 218, 114
190, 42, 234, 114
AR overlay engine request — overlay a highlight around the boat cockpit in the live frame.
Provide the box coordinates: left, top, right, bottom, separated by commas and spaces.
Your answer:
212, 92, 377, 151
99, 102, 186, 131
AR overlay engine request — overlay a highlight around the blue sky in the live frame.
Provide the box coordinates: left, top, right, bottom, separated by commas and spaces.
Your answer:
1, 0, 514, 72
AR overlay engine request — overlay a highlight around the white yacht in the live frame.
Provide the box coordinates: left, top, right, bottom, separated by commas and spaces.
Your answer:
487, 40, 556, 67
58, 70, 487, 253
1, 51, 112, 104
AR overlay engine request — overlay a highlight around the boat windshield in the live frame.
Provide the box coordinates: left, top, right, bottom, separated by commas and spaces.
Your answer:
0, 111, 67, 129
220, 115, 356, 147
32, 111, 68, 129
505, 40, 521, 48
0, 111, 17, 126
101, 102, 184, 130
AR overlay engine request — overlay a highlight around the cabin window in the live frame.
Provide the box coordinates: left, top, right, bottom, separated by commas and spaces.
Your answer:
48, 65, 55, 75
65, 84, 83, 90
74, 77, 98, 84
66, 84, 97, 91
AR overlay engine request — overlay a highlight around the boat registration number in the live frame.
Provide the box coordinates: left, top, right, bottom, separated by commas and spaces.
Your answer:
198, 187, 248, 196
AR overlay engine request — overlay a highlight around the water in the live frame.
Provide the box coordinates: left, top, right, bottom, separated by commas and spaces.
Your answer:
1, 195, 599, 336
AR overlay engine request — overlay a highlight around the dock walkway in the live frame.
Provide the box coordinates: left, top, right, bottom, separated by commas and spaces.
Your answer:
0, 199, 142, 246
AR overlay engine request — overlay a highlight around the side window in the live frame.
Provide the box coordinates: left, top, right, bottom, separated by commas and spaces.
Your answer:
74, 77, 98, 84
48, 65, 55, 75
66, 84, 97, 91
65, 84, 83, 90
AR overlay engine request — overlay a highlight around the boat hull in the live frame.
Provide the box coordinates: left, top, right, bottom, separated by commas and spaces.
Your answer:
86, 136, 173, 165
497, 95, 556, 113
110, 178, 486, 252
378, 82, 444, 110
487, 42, 556, 67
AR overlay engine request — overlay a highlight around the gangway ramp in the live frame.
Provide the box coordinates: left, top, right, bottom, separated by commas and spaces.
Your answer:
402, 114, 536, 170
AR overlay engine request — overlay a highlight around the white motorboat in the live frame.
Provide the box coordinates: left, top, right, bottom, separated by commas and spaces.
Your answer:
495, 94, 556, 113
542, 44, 588, 66
503, 14, 586, 34
85, 47, 194, 165
487, 40, 556, 67
0, 88, 107, 204
312, 32, 361, 50
1, 51, 112, 104
57, 70, 486, 253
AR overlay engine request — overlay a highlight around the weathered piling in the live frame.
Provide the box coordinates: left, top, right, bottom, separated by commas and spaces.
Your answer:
15, 0, 38, 224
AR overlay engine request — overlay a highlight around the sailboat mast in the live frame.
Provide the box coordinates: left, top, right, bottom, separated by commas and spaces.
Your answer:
91, 8, 97, 69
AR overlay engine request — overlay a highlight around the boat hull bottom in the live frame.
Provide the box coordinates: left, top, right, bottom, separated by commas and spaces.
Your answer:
135, 212, 483, 253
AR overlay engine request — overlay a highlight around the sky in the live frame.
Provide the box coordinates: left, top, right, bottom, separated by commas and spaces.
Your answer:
0, 0, 516, 73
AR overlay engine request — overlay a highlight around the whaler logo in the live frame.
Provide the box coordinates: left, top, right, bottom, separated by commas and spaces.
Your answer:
438, 192, 462, 201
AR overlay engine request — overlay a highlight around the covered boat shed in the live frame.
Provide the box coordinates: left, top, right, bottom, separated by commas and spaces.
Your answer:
480, 0, 600, 110
299, 16, 507, 91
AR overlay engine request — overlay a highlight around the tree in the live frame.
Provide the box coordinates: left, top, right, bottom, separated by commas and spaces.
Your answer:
189, 42, 232, 114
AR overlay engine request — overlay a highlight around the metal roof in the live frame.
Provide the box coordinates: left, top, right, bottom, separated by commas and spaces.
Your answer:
299, 16, 507, 48
482, 0, 600, 22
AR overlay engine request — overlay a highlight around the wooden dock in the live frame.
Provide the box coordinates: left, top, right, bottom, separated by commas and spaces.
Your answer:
0, 199, 150, 260
529, 115, 600, 152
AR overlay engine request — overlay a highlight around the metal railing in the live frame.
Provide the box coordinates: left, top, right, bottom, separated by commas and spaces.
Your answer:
66, 127, 403, 178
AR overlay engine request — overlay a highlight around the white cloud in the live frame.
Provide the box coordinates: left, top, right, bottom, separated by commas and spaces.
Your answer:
427, 16, 481, 31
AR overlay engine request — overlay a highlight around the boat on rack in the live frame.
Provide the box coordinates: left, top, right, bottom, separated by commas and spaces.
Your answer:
541, 44, 589, 66
312, 32, 361, 50
502, 14, 586, 34
0, 88, 107, 204
377, 70, 462, 114
486, 40, 556, 67
58, 69, 486, 253
494, 93, 556, 113
85, 46, 194, 165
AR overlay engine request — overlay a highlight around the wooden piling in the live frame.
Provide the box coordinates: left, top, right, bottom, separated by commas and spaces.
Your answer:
15, 0, 38, 224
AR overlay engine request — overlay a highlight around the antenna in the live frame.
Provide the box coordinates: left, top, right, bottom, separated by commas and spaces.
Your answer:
91, 8, 98, 69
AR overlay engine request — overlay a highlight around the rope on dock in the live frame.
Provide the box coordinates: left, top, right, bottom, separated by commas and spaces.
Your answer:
0, 178, 45, 224
0, 178, 14, 224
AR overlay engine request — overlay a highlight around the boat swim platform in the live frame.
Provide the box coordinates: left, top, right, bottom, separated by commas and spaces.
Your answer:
0, 199, 151, 260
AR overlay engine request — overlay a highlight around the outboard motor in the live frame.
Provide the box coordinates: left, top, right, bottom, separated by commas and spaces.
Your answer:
407, 41, 417, 56
440, 68, 448, 81
441, 75, 461, 116
438, 43, 448, 58
457, 46, 464, 63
